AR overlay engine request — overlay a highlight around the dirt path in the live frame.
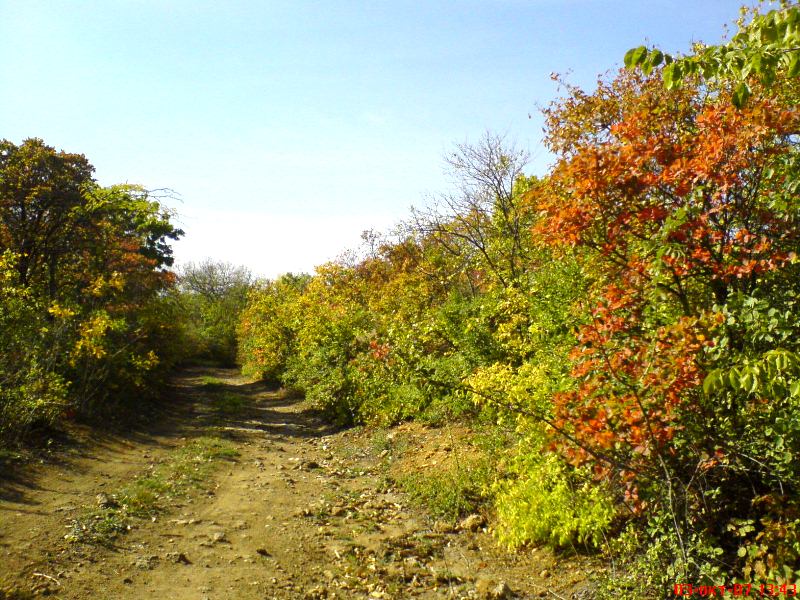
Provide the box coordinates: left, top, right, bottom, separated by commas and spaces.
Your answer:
0, 368, 595, 599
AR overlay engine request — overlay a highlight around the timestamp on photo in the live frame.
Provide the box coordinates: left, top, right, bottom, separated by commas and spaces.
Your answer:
673, 583, 798, 597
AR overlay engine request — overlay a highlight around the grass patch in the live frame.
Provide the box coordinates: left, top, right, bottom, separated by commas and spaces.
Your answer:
388, 424, 508, 523
199, 376, 251, 419
369, 429, 409, 460
398, 459, 491, 523
65, 508, 130, 544
66, 436, 238, 545
371, 429, 394, 455
199, 375, 225, 388
211, 391, 248, 416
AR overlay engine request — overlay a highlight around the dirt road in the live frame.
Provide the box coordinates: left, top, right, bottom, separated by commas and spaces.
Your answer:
0, 368, 594, 599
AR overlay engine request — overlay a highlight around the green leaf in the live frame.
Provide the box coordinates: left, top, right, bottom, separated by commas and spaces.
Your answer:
703, 370, 722, 395
732, 81, 751, 108
761, 24, 778, 43
788, 52, 800, 77
740, 371, 754, 393
750, 53, 764, 75
625, 46, 648, 69
663, 63, 674, 88
729, 368, 741, 389
663, 62, 683, 90
787, 7, 800, 27
624, 47, 638, 68
649, 49, 664, 68
641, 49, 665, 76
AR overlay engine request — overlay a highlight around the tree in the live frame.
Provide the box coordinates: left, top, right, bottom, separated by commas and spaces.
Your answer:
238, 272, 310, 382
177, 260, 253, 364
0, 138, 94, 298
0, 139, 184, 439
178, 259, 252, 301
535, 62, 800, 583
412, 132, 533, 289
0, 140, 182, 302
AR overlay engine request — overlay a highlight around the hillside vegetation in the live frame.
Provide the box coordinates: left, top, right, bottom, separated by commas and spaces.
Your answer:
0, 138, 185, 443
239, 6, 800, 593
3, 4, 800, 596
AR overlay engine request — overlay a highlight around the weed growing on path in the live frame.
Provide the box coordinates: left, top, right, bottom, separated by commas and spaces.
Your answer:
199, 375, 225, 388
65, 436, 237, 545
211, 392, 248, 416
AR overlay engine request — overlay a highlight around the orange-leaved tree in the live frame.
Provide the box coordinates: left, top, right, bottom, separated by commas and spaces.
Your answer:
533, 68, 800, 581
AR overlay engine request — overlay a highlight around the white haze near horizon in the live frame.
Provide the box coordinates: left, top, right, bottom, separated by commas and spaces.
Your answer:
170, 208, 400, 279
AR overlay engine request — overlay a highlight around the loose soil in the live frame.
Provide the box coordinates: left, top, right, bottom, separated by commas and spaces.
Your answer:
0, 368, 598, 599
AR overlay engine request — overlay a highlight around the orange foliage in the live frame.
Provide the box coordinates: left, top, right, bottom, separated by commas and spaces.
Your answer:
532, 70, 800, 504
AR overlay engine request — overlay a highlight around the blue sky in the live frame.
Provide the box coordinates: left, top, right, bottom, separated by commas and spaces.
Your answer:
0, 1, 753, 277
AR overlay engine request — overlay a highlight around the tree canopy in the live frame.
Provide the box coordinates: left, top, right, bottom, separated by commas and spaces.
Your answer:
0, 138, 184, 441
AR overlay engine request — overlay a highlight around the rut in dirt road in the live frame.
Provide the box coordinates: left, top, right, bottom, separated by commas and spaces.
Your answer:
1, 368, 593, 600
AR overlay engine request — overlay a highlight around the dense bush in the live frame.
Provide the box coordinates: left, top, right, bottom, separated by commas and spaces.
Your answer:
238, 273, 309, 381
0, 139, 183, 443
0, 252, 67, 442
531, 52, 800, 585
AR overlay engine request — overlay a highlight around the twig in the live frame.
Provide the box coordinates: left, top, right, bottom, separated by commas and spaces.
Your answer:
31, 572, 60, 586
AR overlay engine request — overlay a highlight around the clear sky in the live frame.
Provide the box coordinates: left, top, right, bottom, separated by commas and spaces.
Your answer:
0, 1, 754, 278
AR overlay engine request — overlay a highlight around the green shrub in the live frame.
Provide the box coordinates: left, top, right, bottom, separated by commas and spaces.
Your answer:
494, 451, 614, 550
